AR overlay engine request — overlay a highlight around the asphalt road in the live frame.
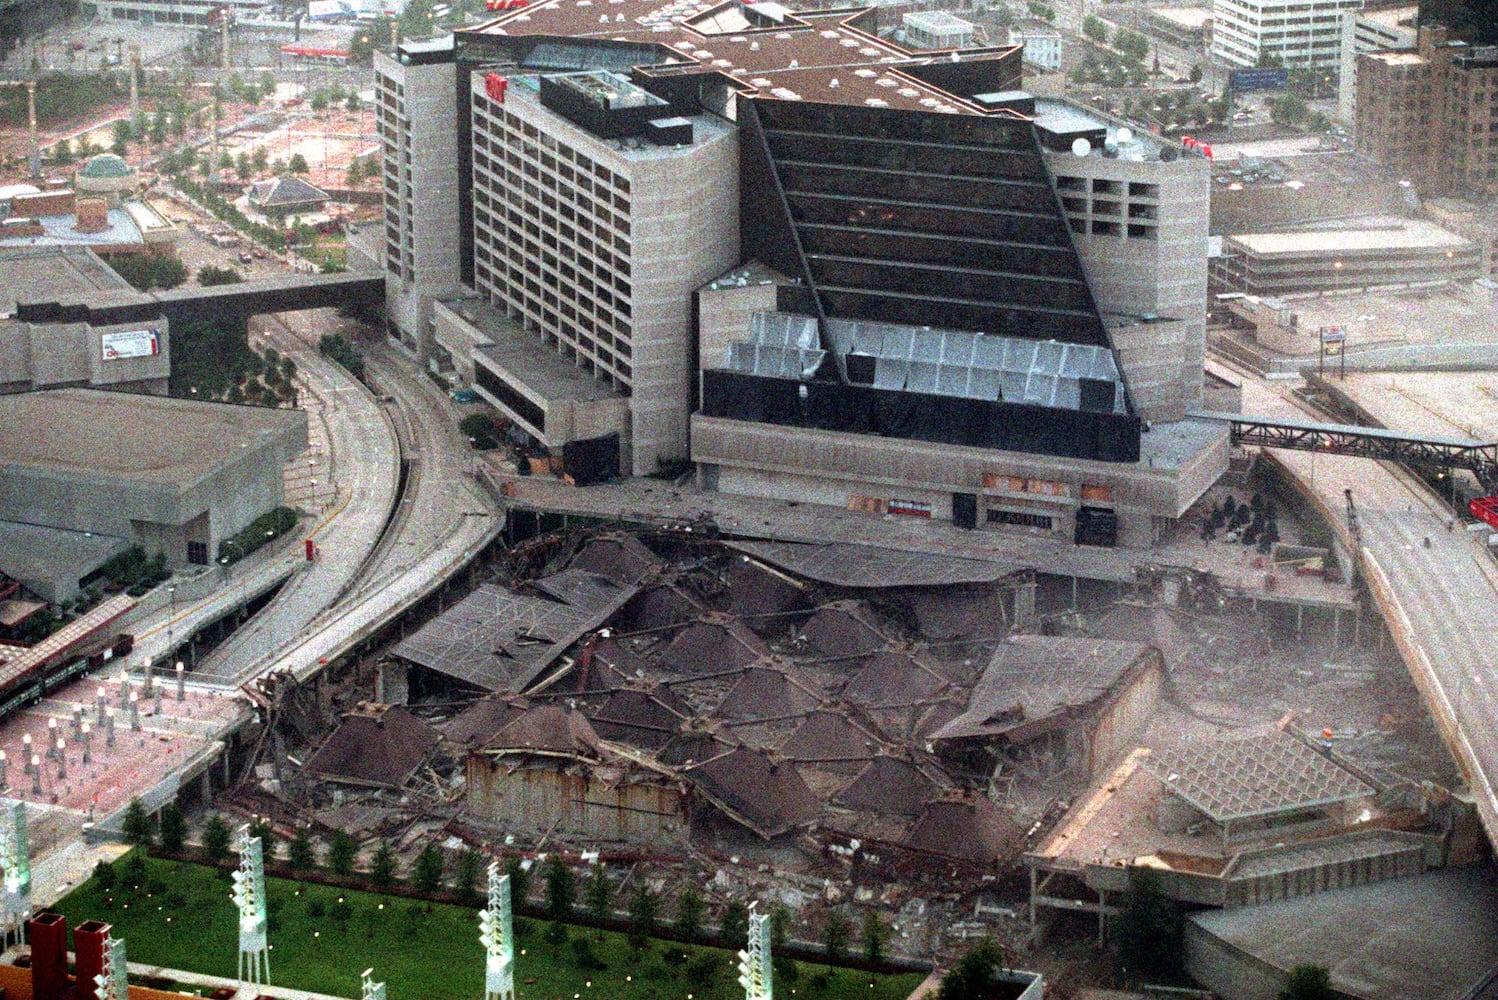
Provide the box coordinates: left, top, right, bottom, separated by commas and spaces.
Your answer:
194, 308, 400, 680
1239, 379, 1498, 842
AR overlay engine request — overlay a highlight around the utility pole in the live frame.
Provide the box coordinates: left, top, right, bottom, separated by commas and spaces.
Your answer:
129, 44, 140, 121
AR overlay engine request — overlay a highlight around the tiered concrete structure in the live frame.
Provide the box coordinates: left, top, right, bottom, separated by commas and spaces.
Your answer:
1337, 3, 1418, 123
376, 0, 1222, 543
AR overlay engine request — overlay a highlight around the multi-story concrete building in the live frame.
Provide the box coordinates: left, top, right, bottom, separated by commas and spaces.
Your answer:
84, 0, 273, 27
1208, 220, 1481, 295
1357, 26, 1498, 197
374, 38, 462, 358
1337, 3, 1418, 122
379, 0, 1221, 542
1007, 23, 1063, 71
1211, 0, 1365, 69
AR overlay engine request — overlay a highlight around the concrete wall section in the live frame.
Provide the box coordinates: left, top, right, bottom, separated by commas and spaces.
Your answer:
1084, 653, 1163, 778
466, 755, 685, 844
1049, 148, 1210, 424
375, 51, 462, 354
692, 416, 1229, 548
1184, 918, 1292, 1000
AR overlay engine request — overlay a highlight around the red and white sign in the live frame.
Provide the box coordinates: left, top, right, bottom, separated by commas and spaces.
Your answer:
101, 329, 160, 361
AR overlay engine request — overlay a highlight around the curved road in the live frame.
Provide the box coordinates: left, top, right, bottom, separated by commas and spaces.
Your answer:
1238, 378, 1498, 843
195, 309, 401, 680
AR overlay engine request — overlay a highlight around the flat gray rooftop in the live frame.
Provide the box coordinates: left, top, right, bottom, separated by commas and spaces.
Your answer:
1139, 417, 1229, 469
0, 388, 304, 488
454, 297, 623, 404
1190, 864, 1498, 1000
0, 521, 129, 586
0, 246, 133, 318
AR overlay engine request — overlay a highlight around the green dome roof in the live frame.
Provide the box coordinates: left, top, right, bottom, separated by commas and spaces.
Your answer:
79, 153, 134, 179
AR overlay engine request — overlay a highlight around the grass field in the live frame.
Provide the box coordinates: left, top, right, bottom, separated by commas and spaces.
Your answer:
54, 856, 926, 1000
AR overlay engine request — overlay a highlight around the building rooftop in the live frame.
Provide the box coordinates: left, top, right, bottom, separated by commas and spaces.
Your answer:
1356, 3, 1417, 30
467, 0, 1022, 115
246, 175, 330, 208
1189, 865, 1498, 1000
442, 295, 625, 403
0, 521, 130, 592
77, 153, 135, 180
1142, 730, 1374, 825
0, 389, 305, 490
1151, 7, 1212, 29
1229, 220, 1470, 256
0, 246, 134, 318
1365, 50, 1427, 66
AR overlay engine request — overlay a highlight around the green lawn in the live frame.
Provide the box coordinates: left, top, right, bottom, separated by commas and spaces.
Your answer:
55, 857, 925, 1000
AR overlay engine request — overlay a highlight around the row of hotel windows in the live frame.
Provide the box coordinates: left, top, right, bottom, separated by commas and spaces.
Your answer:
471, 95, 636, 390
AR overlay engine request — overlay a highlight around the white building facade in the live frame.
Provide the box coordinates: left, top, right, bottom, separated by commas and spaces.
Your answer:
1211, 0, 1367, 69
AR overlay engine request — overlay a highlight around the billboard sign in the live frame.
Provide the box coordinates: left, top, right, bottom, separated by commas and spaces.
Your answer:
1230, 67, 1289, 92
101, 329, 160, 361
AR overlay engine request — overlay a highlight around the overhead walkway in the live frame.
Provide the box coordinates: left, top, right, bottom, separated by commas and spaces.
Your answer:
13, 272, 384, 329
1192, 410, 1498, 484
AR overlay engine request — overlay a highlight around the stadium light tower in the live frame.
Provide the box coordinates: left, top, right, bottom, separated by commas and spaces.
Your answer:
0, 799, 32, 948
94, 935, 129, 1000
738, 910, 773, 1000
232, 825, 270, 986
362, 968, 388, 1000
479, 862, 515, 1000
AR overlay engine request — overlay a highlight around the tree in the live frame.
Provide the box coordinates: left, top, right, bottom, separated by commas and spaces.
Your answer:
1025, 1, 1054, 21
720, 900, 749, 944
288, 827, 316, 870
585, 864, 612, 922
345, 90, 362, 112
414, 843, 445, 893
1280, 965, 1336, 1000
93, 859, 117, 892
505, 857, 530, 906
252, 145, 269, 174
203, 815, 231, 862
1082, 15, 1108, 44
149, 112, 168, 146
455, 848, 484, 905
629, 885, 659, 936
370, 840, 397, 889
199, 265, 245, 286
111, 118, 132, 157
936, 938, 1008, 1000
288, 152, 310, 175
251, 819, 278, 861
1189, 63, 1204, 84
346, 159, 364, 188
159, 803, 185, 853
822, 911, 849, 963
236, 151, 253, 181
1270, 93, 1309, 126
1111, 866, 1184, 982
50, 139, 72, 166
545, 858, 575, 919
861, 912, 888, 965
123, 798, 154, 848
674, 886, 704, 939
327, 828, 357, 875
310, 90, 329, 113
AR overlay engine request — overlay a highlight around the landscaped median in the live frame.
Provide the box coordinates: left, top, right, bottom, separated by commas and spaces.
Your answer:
54, 854, 927, 1000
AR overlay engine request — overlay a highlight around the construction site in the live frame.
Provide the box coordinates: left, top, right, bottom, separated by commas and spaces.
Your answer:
209, 453, 1488, 990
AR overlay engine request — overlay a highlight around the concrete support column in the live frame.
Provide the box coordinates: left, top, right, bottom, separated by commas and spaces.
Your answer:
376, 660, 409, 705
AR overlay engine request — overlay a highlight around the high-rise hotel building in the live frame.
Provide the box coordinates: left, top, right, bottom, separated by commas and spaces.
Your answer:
375, 1, 1221, 546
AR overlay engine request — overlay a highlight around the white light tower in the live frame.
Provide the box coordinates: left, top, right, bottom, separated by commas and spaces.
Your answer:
0, 799, 32, 949
479, 863, 515, 1000
362, 968, 388, 1000
738, 911, 773, 1000
232, 825, 270, 986
94, 936, 129, 1000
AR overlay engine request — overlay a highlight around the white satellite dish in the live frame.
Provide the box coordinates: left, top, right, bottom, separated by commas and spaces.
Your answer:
1071, 137, 1091, 157
1117, 127, 1133, 144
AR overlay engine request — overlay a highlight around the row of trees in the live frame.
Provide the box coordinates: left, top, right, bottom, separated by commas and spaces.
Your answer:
123, 806, 893, 966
